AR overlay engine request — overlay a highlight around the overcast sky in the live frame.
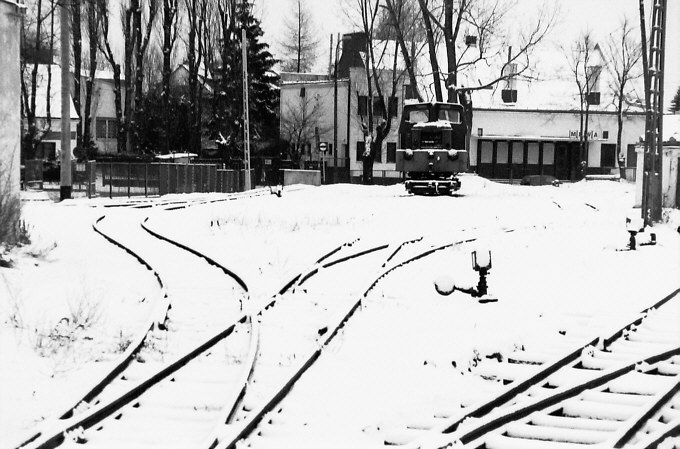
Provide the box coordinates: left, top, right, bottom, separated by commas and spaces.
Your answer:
257, 0, 679, 110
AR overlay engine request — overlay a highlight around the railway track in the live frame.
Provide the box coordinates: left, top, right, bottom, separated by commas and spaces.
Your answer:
15, 205, 396, 449
203, 231, 510, 449
390, 287, 680, 449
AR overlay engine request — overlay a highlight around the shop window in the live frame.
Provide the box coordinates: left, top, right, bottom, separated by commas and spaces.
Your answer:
387, 142, 396, 163
511, 142, 524, 164
480, 141, 493, 163
601, 143, 617, 167
527, 142, 539, 164
543, 143, 555, 165
358, 96, 368, 116
496, 142, 508, 164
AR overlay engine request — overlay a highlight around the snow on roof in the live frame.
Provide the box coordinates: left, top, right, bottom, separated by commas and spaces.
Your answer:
27, 64, 79, 119
155, 152, 198, 160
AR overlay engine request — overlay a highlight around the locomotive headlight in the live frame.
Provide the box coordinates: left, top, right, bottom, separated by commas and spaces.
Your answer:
404, 149, 414, 160
447, 149, 459, 160
428, 150, 435, 159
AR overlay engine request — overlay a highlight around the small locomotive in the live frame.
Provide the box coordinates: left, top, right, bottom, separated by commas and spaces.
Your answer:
396, 102, 468, 195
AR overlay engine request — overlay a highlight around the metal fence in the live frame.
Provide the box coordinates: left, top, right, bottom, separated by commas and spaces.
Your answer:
89, 162, 254, 198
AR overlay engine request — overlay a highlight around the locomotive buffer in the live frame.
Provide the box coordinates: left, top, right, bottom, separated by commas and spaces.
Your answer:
396, 102, 468, 195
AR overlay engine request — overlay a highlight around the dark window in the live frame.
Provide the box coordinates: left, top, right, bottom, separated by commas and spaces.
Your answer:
404, 84, 417, 100
107, 120, 118, 139
388, 96, 398, 117
358, 95, 368, 116
601, 143, 616, 167
356, 141, 365, 160
501, 89, 518, 103
602, 130, 609, 140
96, 119, 107, 139
299, 87, 306, 97
586, 92, 600, 105
373, 96, 384, 118
626, 144, 636, 167
328, 143, 333, 157
387, 142, 397, 163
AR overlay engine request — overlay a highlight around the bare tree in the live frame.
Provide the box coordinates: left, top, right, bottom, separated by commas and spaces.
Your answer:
279, 0, 320, 73
564, 30, 601, 179
346, 0, 405, 184
604, 17, 642, 171
183, 0, 208, 154
414, 0, 555, 101
81, 0, 102, 158
384, 0, 423, 101
280, 94, 330, 165
160, 0, 179, 153
20, 0, 57, 160
98, 0, 125, 153
71, 0, 82, 150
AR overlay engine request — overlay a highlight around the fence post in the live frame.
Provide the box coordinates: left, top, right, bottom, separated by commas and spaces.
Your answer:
109, 162, 113, 199
144, 164, 148, 197
127, 163, 131, 197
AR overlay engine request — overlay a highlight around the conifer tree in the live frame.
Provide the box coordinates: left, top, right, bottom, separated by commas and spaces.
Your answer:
211, 1, 278, 158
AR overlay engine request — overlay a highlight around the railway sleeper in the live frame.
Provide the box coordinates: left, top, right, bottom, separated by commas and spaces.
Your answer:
606, 372, 676, 395
579, 390, 651, 407
529, 412, 621, 431
559, 398, 641, 421
483, 432, 599, 449
503, 422, 613, 444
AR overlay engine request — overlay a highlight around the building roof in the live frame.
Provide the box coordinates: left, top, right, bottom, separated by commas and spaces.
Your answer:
25, 64, 79, 119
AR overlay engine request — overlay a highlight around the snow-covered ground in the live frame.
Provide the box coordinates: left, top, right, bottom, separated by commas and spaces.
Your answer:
1, 175, 679, 447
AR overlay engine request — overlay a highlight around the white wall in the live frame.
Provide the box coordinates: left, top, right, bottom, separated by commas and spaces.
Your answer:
470, 109, 645, 168
280, 80, 349, 163
0, 0, 22, 221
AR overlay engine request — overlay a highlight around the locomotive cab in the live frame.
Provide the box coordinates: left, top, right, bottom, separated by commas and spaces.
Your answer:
396, 102, 468, 195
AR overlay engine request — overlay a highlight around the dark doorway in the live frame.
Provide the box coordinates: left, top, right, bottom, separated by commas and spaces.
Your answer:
555, 142, 579, 181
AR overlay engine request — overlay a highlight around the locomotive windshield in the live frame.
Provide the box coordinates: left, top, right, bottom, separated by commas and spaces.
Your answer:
408, 110, 429, 123
438, 108, 461, 123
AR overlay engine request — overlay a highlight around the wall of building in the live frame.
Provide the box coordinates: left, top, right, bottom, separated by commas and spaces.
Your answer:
279, 79, 350, 164
0, 0, 23, 231
470, 109, 645, 177
90, 78, 123, 154
346, 66, 406, 174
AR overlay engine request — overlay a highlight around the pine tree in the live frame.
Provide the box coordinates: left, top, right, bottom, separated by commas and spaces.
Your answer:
671, 85, 680, 113
211, 2, 278, 159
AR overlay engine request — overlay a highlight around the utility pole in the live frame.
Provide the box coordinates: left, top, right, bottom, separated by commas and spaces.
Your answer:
242, 14, 251, 190
333, 33, 340, 170
641, 0, 666, 225
60, 0, 72, 200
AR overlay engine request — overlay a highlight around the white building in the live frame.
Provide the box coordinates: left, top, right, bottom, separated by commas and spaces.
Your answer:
77, 70, 126, 154
635, 115, 680, 209
279, 32, 646, 183
22, 64, 79, 160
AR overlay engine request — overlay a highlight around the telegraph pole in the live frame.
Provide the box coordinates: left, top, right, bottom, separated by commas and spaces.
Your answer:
60, 0, 72, 200
242, 25, 251, 190
641, 0, 666, 225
